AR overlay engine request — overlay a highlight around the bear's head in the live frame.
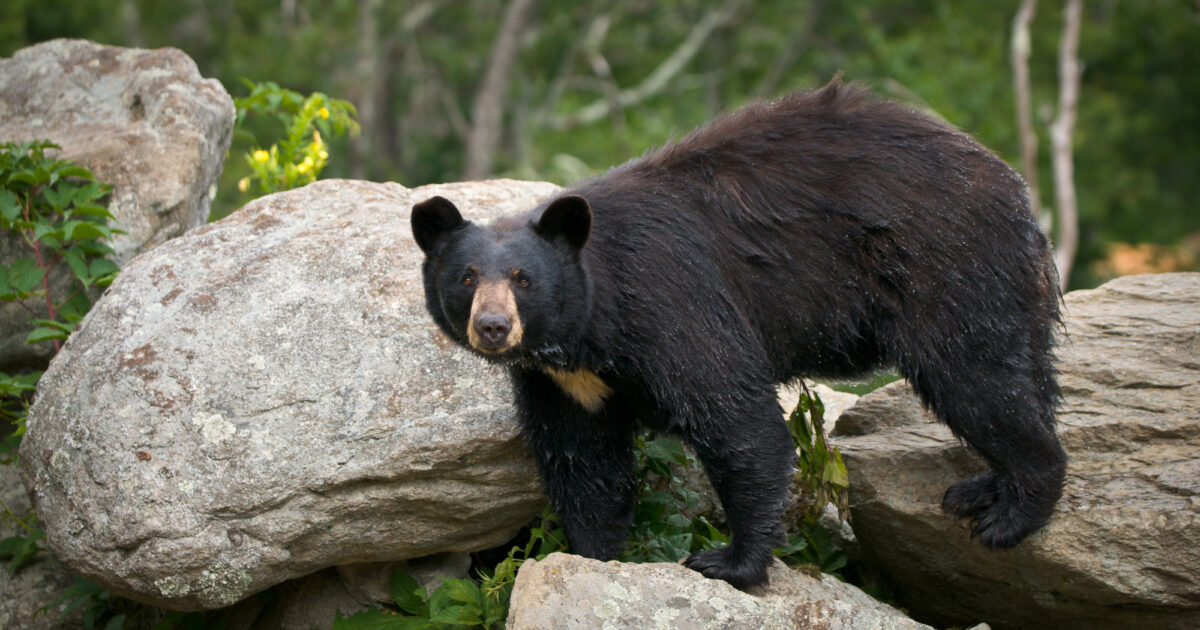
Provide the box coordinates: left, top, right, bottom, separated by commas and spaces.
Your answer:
411, 194, 593, 362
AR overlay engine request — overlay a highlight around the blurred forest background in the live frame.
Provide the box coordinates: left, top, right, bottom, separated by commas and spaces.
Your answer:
2, 0, 1197, 290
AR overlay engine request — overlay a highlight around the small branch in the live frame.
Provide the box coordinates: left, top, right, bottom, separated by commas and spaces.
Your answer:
18, 193, 61, 352
0, 496, 38, 534
1051, 0, 1082, 290
545, 2, 742, 130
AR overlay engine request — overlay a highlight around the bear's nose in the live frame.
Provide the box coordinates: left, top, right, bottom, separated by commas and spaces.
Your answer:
475, 314, 511, 347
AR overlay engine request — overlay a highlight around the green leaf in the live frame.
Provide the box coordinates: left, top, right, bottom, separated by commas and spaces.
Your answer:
42, 185, 68, 211
30, 318, 75, 334
0, 188, 19, 222
32, 222, 61, 243
57, 165, 95, 181
64, 247, 89, 286
66, 221, 107, 241
332, 609, 429, 630
640, 437, 689, 466
72, 203, 115, 219
103, 613, 127, 630
89, 258, 120, 278
78, 240, 115, 256
26, 326, 68, 344
9, 259, 44, 293
9, 171, 36, 186
388, 572, 427, 616
426, 604, 468, 624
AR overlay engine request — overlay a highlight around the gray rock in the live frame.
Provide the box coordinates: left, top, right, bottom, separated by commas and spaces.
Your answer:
20, 179, 557, 610
0, 39, 234, 368
835, 273, 1200, 629
507, 552, 931, 630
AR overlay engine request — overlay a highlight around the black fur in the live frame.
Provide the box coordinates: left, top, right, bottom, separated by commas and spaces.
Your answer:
412, 82, 1067, 589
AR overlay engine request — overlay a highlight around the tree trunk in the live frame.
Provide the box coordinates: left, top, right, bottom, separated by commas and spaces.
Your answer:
351, 0, 383, 180
1011, 0, 1041, 221
462, 0, 537, 181
1051, 0, 1083, 290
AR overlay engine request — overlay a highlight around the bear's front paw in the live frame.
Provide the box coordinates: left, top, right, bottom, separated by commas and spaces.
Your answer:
682, 547, 770, 590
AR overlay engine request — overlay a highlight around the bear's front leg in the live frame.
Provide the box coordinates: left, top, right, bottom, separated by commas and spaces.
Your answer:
510, 368, 638, 560
678, 387, 796, 589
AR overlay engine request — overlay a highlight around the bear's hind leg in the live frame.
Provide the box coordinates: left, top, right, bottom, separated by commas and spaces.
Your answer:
904, 356, 1066, 548
678, 388, 796, 589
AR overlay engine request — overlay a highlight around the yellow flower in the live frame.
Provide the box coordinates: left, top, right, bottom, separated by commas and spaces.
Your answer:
312, 130, 323, 145
318, 150, 329, 160
319, 107, 330, 119
237, 177, 250, 192
297, 156, 313, 174
253, 149, 270, 163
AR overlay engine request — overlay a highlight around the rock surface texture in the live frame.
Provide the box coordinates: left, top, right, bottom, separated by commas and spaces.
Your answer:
19, 179, 557, 610
507, 553, 931, 630
0, 39, 233, 368
836, 273, 1200, 630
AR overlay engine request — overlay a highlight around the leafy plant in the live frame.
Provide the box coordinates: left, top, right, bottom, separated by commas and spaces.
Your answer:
0, 504, 43, 575
0, 140, 120, 352
38, 577, 122, 629
335, 510, 565, 630
620, 434, 727, 563
0, 369, 39, 463
787, 383, 849, 522
1, 140, 118, 580
777, 383, 850, 576
234, 80, 359, 195
477, 509, 566, 614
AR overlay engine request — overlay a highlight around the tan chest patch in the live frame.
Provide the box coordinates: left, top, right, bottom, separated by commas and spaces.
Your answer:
542, 367, 613, 413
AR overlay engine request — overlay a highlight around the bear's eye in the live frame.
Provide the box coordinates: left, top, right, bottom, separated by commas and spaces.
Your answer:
461, 270, 476, 287
514, 272, 530, 288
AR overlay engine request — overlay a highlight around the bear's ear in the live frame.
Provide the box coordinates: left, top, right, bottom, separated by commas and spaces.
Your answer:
411, 196, 465, 254
536, 195, 592, 253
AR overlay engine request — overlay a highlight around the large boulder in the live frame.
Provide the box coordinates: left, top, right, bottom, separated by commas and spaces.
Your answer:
836, 273, 1200, 630
0, 39, 234, 368
19, 179, 557, 610
507, 553, 932, 630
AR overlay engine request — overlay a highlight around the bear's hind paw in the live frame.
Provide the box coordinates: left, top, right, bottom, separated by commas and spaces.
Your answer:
942, 471, 1055, 550
683, 547, 770, 591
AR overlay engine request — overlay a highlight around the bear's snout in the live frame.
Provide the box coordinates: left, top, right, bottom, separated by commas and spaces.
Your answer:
466, 278, 525, 353
474, 314, 512, 348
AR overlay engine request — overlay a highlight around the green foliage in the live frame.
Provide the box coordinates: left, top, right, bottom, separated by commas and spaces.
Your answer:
0, 140, 120, 347
0, 143, 122, 630
38, 577, 116, 628
335, 510, 566, 630
477, 509, 566, 615
233, 80, 359, 198
620, 434, 727, 563
33, 575, 202, 630
0, 505, 43, 574
824, 371, 902, 396
775, 520, 848, 578
788, 384, 849, 522
0, 369, 39, 463
1, 141, 118, 582
778, 385, 850, 577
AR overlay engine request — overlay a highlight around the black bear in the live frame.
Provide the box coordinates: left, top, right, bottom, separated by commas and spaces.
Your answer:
411, 82, 1067, 589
